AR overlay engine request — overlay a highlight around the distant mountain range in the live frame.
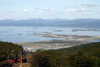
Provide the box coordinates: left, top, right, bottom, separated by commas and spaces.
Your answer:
0, 19, 100, 28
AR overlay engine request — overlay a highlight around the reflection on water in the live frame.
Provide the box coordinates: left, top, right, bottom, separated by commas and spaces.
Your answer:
0, 26, 100, 42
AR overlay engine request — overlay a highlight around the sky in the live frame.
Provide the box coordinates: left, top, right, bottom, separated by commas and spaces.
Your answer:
0, 0, 100, 20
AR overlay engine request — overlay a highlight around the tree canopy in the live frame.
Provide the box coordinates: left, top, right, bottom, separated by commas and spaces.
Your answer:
30, 42, 100, 67
0, 41, 23, 66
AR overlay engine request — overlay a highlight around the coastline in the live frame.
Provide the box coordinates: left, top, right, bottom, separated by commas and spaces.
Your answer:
16, 34, 100, 52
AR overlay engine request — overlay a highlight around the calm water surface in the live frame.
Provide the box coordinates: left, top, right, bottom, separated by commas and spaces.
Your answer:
0, 26, 100, 42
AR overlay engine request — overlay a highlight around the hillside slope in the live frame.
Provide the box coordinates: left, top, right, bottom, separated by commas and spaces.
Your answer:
0, 41, 23, 66
30, 42, 100, 67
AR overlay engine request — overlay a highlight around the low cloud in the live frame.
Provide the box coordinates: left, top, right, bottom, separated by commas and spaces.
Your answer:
66, 9, 77, 12
43, 8, 54, 11
41, 8, 57, 15
65, 4, 99, 15
96, 9, 100, 13
22, 9, 32, 12
83, 4, 99, 9
66, 8, 94, 15
68, 4, 99, 10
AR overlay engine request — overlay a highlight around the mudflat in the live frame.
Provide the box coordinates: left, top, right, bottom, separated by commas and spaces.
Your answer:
16, 34, 100, 51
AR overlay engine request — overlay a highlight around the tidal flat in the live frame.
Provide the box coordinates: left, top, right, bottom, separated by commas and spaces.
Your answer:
33, 34, 100, 41
17, 34, 100, 51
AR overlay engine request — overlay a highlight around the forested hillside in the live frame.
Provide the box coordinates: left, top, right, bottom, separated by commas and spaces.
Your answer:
57, 42, 100, 53
30, 42, 100, 67
0, 41, 100, 67
0, 41, 23, 66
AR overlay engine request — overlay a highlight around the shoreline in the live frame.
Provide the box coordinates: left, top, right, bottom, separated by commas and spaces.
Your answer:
16, 34, 100, 52
32, 34, 100, 41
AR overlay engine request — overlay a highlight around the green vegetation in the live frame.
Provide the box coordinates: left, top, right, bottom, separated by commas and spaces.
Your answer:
37, 49, 47, 51
57, 42, 99, 53
0, 41, 23, 66
30, 42, 100, 67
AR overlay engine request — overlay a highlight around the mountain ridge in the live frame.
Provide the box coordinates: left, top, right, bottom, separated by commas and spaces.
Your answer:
0, 19, 100, 28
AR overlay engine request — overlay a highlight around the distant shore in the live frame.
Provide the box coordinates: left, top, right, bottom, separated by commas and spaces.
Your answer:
32, 34, 100, 41
16, 34, 100, 52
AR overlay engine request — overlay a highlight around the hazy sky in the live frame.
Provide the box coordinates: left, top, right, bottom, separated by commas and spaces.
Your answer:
0, 0, 100, 19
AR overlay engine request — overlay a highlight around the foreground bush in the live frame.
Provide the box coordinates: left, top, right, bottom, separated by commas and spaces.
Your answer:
0, 61, 10, 67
